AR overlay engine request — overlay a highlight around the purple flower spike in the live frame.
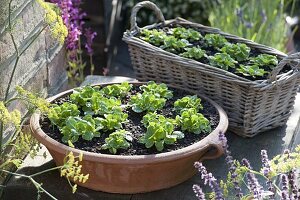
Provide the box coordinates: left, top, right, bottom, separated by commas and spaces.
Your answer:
194, 162, 224, 200
288, 170, 299, 199
242, 159, 263, 200
84, 28, 97, 56
281, 174, 291, 200
193, 184, 206, 200
219, 132, 243, 198
261, 150, 275, 199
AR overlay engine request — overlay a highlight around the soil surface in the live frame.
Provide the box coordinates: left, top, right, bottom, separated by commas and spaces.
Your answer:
41, 86, 219, 156
137, 23, 291, 81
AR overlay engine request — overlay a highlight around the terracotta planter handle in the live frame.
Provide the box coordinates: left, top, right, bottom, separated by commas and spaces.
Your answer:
200, 131, 225, 160
130, 1, 165, 32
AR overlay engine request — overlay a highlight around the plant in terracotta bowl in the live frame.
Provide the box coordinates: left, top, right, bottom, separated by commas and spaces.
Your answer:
30, 81, 228, 194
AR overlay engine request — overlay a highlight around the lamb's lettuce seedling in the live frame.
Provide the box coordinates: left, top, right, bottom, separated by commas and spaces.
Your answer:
98, 111, 128, 131
101, 82, 132, 98
180, 47, 206, 60
139, 115, 184, 151
208, 53, 237, 70
172, 27, 202, 41
101, 130, 133, 154
90, 95, 121, 116
174, 95, 203, 113
130, 92, 166, 113
61, 115, 103, 143
204, 34, 228, 49
176, 108, 211, 134
140, 29, 166, 46
250, 54, 278, 67
48, 102, 80, 127
142, 112, 177, 128
236, 65, 267, 78
140, 81, 173, 99
70, 85, 100, 108
161, 36, 189, 53
221, 43, 250, 61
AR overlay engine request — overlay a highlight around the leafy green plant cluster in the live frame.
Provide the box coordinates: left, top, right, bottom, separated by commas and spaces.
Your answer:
140, 27, 280, 79
180, 47, 206, 60
176, 108, 211, 134
130, 81, 173, 113
48, 83, 131, 145
48, 82, 212, 153
101, 82, 132, 98
140, 113, 184, 151
101, 130, 133, 154
204, 34, 228, 49
172, 27, 202, 41
174, 95, 203, 113
208, 53, 237, 71
221, 43, 250, 61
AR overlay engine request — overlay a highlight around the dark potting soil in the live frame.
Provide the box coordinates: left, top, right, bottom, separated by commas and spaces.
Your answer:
137, 24, 291, 81
41, 86, 219, 156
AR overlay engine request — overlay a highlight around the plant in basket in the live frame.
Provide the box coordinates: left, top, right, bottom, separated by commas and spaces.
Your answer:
30, 81, 228, 193
123, 1, 300, 137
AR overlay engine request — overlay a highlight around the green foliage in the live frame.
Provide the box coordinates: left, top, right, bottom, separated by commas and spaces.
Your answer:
48, 103, 80, 127
130, 92, 166, 113
221, 43, 250, 61
172, 27, 202, 41
140, 29, 166, 46
101, 82, 132, 98
176, 108, 211, 134
161, 36, 189, 52
142, 112, 177, 128
61, 115, 103, 143
250, 54, 278, 67
89, 96, 121, 116
98, 111, 128, 131
139, 114, 184, 151
174, 95, 203, 113
180, 47, 206, 60
101, 130, 133, 154
204, 34, 228, 49
70, 85, 100, 109
70, 85, 122, 115
208, 53, 237, 70
140, 81, 173, 99
236, 65, 267, 78
208, 0, 295, 52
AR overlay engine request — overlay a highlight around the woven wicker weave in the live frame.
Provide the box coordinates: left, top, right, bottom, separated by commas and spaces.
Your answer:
123, 1, 300, 137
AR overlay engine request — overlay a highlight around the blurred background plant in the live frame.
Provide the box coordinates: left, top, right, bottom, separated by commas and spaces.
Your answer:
124, 0, 218, 27
48, 0, 97, 87
208, 0, 297, 52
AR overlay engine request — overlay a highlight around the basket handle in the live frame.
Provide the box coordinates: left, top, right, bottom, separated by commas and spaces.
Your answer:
130, 1, 165, 32
268, 52, 300, 82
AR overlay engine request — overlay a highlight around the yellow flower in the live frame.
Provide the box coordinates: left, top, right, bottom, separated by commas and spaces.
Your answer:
36, 0, 68, 44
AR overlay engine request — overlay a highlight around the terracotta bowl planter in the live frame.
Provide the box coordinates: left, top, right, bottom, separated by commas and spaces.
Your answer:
30, 82, 228, 194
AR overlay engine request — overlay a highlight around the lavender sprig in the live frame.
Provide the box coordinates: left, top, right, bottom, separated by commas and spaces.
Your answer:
193, 184, 206, 200
261, 149, 275, 199
281, 174, 291, 200
219, 132, 243, 198
242, 158, 263, 200
288, 170, 299, 200
194, 162, 224, 200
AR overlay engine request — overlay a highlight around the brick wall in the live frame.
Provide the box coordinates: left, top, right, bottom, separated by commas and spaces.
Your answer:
0, 0, 68, 100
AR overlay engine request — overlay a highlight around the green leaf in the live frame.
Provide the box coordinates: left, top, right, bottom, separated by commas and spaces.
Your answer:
208, 53, 237, 70
155, 140, 164, 151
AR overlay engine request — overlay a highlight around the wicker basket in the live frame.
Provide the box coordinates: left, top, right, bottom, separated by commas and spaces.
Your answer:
123, 1, 300, 137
